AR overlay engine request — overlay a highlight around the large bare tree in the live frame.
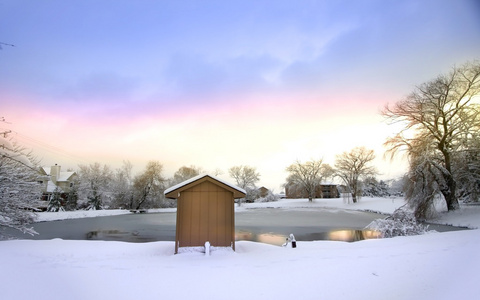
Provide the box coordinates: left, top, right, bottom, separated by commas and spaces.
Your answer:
111, 160, 134, 209
228, 165, 260, 190
334, 147, 376, 203
133, 160, 166, 209
286, 159, 334, 202
383, 61, 480, 212
171, 165, 202, 186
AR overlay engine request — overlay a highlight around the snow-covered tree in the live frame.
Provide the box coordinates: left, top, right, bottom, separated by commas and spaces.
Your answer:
64, 175, 79, 211
0, 131, 41, 238
77, 162, 113, 210
383, 60, 480, 211
110, 160, 134, 209
362, 176, 390, 197
403, 142, 443, 220
47, 187, 64, 212
453, 131, 480, 203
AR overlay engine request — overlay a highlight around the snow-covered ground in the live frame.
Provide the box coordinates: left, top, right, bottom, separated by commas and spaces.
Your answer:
2, 197, 479, 300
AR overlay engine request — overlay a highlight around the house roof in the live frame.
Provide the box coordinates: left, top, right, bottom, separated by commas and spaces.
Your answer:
164, 174, 246, 199
57, 172, 75, 181
46, 181, 64, 193
40, 166, 76, 182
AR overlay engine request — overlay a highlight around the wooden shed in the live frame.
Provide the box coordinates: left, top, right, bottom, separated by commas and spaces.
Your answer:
164, 174, 246, 254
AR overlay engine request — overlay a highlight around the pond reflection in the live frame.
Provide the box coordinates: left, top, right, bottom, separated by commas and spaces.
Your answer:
235, 229, 381, 246
86, 229, 157, 242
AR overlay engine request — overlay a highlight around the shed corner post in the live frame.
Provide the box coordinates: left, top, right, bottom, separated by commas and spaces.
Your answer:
174, 194, 181, 254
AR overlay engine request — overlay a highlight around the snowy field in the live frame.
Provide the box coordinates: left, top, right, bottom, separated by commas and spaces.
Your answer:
1, 197, 479, 300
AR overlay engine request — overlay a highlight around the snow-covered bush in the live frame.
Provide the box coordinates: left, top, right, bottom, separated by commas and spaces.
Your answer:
362, 177, 390, 197
255, 191, 279, 203
244, 188, 260, 203
0, 138, 41, 238
366, 208, 430, 238
47, 188, 65, 212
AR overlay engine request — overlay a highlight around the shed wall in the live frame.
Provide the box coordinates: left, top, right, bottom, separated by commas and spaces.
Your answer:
176, 181, 235, 251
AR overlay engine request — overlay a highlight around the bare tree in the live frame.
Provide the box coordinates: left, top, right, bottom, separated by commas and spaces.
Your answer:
286, 159, 334, 202
132, 160, 166, 209
228, 165, 260, 190
77, 162, 113, 210
335, 147, 376, 203
212, 168, 224, 176
171, 165, 202, 186
383, 60, 480, 211
111, 160, 134, 209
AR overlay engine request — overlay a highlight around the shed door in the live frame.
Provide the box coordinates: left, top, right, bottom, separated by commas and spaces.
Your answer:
177, 181, 234, 247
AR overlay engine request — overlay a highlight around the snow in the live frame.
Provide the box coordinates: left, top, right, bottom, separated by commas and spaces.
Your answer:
35, 208, 133, 222
2, 197, 480, 300
237, 196, 407, 215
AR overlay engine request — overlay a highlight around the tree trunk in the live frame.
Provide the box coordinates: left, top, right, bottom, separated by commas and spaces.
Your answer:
442, 173, 459, 211
442, 150, 459, 211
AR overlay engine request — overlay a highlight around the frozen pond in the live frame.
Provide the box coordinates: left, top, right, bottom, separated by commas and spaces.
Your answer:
4, 208, 466, 245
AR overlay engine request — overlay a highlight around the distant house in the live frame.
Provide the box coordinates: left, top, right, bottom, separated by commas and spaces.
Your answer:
257, 186, 269, 198
38, 164, 77, 202
285, 182, 339, 199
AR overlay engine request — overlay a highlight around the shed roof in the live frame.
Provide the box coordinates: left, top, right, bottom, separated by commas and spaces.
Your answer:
164, 174, 246, 199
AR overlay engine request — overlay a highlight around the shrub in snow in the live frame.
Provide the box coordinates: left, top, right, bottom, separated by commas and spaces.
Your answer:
244, 188, 260, 203
366, 207, 430, 238
47, 188, 65, 212
255, 191, 279, 203
362, 177, 391, 197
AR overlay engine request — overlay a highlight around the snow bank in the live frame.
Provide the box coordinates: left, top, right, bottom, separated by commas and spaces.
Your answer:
34, 209, 132, 222
0, 230, 478, 300
238, 196, 406, 215
4, 196, 480, 299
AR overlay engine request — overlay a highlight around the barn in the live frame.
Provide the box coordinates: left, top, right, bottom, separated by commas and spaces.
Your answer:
164, 174, 246, 254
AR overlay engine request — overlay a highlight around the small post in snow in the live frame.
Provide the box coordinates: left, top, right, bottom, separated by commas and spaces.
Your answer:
290, 234, 296, 248
282, 234, 297, 248
205, 241, 211, 256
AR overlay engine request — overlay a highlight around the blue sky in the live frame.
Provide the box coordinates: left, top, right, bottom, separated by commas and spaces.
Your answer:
1, 0, 479, 189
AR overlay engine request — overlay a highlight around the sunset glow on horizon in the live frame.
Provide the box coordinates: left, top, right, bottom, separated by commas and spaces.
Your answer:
1, 0, 479, 190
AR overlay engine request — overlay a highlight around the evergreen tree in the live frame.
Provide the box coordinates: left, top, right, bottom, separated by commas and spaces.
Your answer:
47, 187, 64, 212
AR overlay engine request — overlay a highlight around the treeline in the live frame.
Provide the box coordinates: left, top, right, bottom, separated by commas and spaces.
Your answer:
51, 162, 206, 211
49, 163, 278, 212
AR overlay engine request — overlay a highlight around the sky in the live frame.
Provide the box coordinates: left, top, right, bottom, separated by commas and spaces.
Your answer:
1, 0, 479, 191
